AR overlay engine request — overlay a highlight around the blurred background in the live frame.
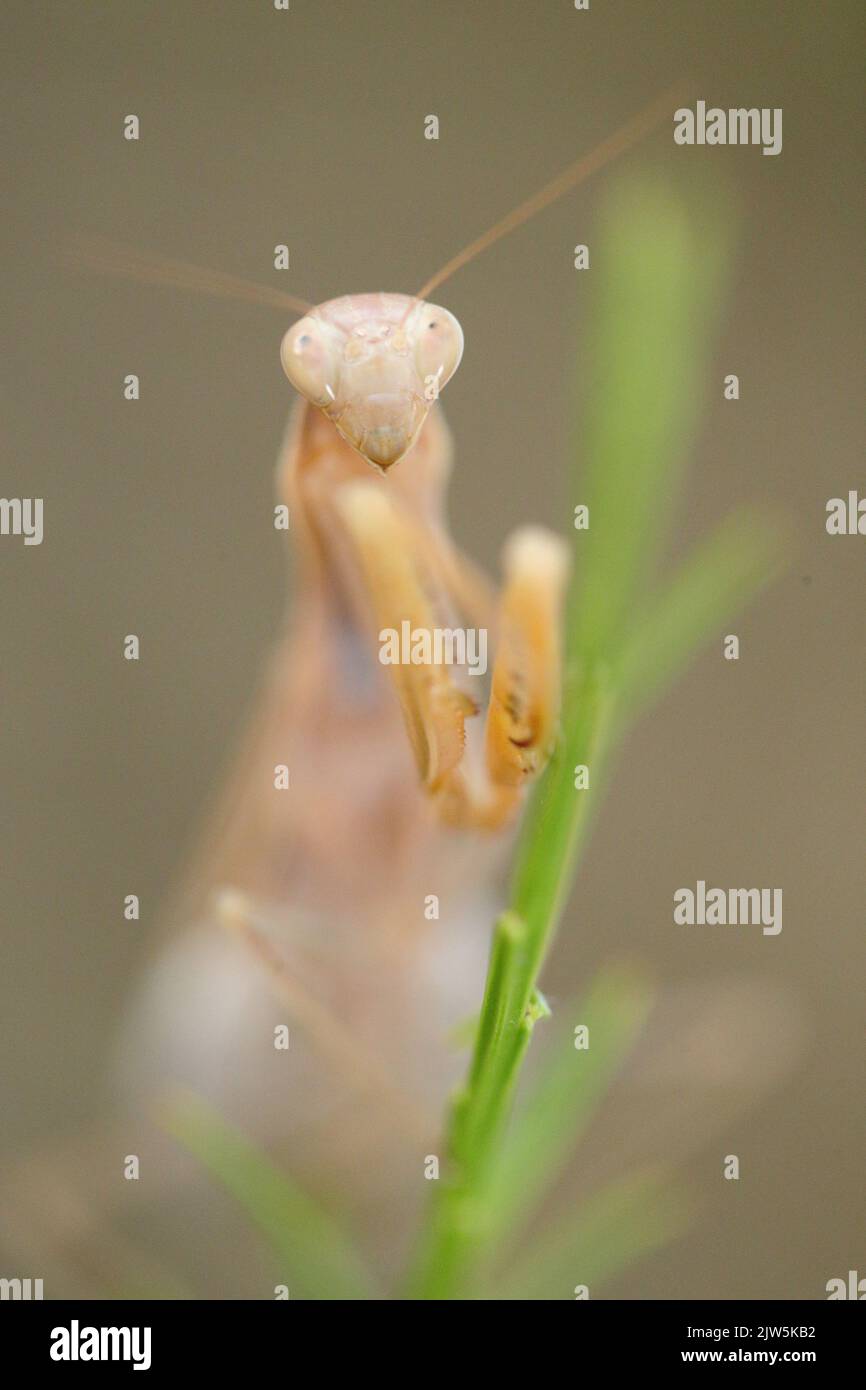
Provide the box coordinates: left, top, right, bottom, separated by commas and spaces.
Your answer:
1, 0, 863, 1298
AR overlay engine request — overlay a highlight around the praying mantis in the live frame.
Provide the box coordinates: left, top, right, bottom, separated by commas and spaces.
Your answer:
89, 92, 684, 1115
74, 90, 676, 1136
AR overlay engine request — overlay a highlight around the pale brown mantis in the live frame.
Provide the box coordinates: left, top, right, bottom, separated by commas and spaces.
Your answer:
73, 91, 688, 1106
67, 87, 680, 1130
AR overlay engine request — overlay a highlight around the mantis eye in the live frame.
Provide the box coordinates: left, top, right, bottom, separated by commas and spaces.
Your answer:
280, 317, 334, 406
412, 303, 464, 394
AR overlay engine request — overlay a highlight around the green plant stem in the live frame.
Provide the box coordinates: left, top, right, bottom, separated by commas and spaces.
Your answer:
406, 180, 776, 1302
408, 665, 615, 1299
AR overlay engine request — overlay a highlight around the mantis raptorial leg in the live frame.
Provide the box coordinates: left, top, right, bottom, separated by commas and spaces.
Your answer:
216, 890, 433, 1138
336, 480, 569, 828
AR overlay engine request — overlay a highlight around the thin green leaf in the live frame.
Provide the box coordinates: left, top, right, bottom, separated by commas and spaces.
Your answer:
617, 507, 789, 718
492, 1168, 692, 1301
160, 1089, 376, 1301
570, 178, 733, 667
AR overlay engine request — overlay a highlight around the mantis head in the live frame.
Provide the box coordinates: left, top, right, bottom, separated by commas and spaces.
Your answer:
74, 92, 676, 473
280, 293, 463, 471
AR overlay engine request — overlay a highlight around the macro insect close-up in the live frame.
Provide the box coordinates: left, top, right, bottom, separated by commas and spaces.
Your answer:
2, 0, 863, 1333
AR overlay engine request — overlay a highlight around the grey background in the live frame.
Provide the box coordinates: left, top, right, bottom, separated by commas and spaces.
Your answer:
1, 0, 863, 1297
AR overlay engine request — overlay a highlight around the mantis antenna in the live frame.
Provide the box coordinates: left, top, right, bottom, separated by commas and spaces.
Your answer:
66, 234, 313, 316
68, 85, 683, 316
415, 83, 686, 301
